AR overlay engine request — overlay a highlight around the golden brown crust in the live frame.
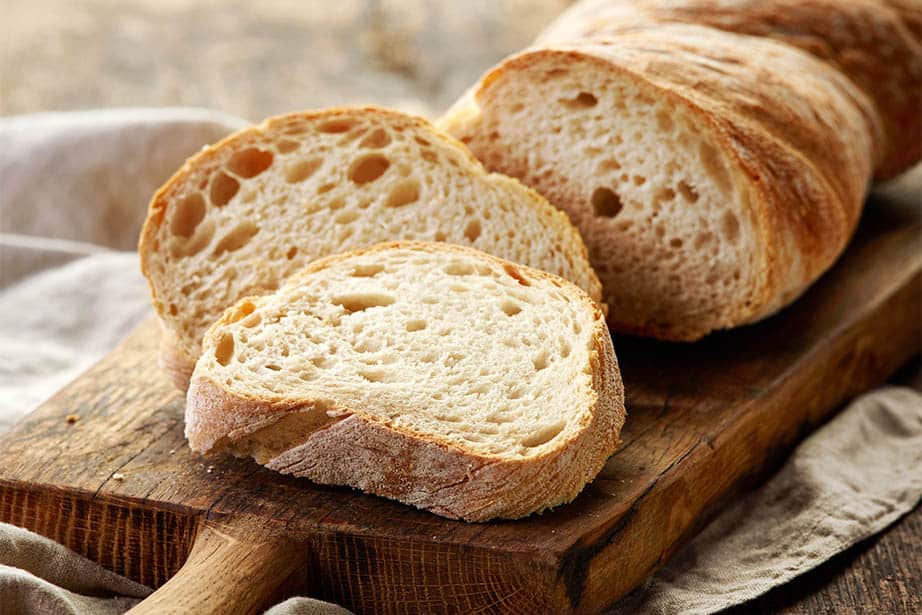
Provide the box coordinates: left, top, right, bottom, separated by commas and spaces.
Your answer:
539, 0, 922, 179
140, 106, 602, 391
442, 26, 877, 341
185, 241, 625, 521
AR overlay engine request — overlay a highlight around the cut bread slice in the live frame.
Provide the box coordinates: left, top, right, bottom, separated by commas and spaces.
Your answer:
139, 107, 601, 390
440, 25, 879, 341
185, 242, 624, 522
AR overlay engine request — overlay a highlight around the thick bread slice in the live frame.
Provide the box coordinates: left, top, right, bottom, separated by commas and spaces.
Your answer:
538, 0, 922, 179
185, 242, 624, 522
440, 24, 881, 341
139, 107, 601, 390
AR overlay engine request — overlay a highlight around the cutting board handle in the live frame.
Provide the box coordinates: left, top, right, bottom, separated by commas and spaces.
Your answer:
127, 516, 308, 615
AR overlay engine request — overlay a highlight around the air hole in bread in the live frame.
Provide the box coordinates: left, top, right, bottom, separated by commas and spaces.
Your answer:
501, 300, 522, 317
317, 119, 355, 134
434, 231, 447, 242
404, 319, 427, 332
656, 110, 673, 131
533, 350, 550, 371
317, 183, 335, 194
349, 154, 390, 184
598, 158, 621, 172
171, 193, 206, 238
286, 247, 298, 260
335, 210, 359, 224
699, 142, 731, 195
214, 221, 259, 256
559, 92, 597, 109
464, 219, 482, 242
591, 187, 623, 218
310, 356, 332, 369
414, 136, 431, 147
655, 187, 676, 205
384, 178, 420, 208
522, 421, 564, 447
678, 180, 699, 203
227, 148, 273, 178
210, 172, 240, 206
215, 333, 234, 366
503, 264, 531, 287
360, 128, 391, 149
560, 340, 571, 358
670, 238, 684, 248
285, 158, 322, 183
227, 300, 256, 323
694, 231, 715, 248
351, 263, 384, 277
265, 364, 282, 371
721, 211, 740, 242
444, 261, 474, 276
274, 138, 299, 154
358, 369, 388, 383
242, 313, 262, 328
353, 337, 382, 353
420, 149, 438, 164
332, 293, 395, 314
168, 303, 178, 316
633, 175, 646, 186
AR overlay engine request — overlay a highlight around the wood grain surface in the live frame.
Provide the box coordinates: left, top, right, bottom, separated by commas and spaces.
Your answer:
0, 192, 917, 613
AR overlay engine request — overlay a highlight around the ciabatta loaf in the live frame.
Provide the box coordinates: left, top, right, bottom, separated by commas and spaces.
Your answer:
139, 107, 600, 390
185, 242, 624, 522
441, 3, 916, 341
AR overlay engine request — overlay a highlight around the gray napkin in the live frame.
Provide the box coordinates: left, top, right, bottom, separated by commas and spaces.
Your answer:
0, 109, 919, 615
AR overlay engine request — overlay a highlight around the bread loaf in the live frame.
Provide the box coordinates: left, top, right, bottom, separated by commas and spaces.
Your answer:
440, 1, 918, 340
139, 107, 601, 390
186, 242, 624, 521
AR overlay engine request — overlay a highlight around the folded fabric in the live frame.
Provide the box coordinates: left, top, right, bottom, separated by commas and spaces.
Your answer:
0, 109, 919, 615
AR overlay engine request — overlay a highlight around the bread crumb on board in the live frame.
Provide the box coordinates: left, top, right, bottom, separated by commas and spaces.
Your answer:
112, 472, 126, 481
66, 414, 79, 424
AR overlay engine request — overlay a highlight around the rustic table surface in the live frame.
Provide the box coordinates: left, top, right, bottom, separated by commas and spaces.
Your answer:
2, 1, 920, 613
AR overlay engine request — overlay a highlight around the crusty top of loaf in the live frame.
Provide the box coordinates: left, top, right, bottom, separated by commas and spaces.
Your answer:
538, 0, 921, 179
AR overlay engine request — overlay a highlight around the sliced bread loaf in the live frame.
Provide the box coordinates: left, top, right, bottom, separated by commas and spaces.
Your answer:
185, 242, 624, 522
440, 24, 881, 341
139, 107, 601, 390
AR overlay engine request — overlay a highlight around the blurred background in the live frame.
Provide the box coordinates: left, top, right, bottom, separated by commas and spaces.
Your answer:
1, 0, 573, 119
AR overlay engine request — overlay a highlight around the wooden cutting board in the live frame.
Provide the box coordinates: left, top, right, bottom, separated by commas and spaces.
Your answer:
0, 194, 918, 614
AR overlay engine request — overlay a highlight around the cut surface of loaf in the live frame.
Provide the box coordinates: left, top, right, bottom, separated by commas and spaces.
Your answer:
185, 242, 624, 522
139, 107, 600, 390
441, 24, 879, 341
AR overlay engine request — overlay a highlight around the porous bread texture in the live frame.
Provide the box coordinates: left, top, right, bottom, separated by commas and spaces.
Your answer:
186, 242, 624, 522
139, 107, 600, 390
440, 24, 879, 341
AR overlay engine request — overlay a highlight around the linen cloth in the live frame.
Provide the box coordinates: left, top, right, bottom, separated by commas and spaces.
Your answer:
0, 109, 919, 614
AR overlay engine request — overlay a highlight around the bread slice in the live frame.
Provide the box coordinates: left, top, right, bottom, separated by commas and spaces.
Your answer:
440, 24, 880, 341
139, 107, 601, 390
185, 242, 624, 522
